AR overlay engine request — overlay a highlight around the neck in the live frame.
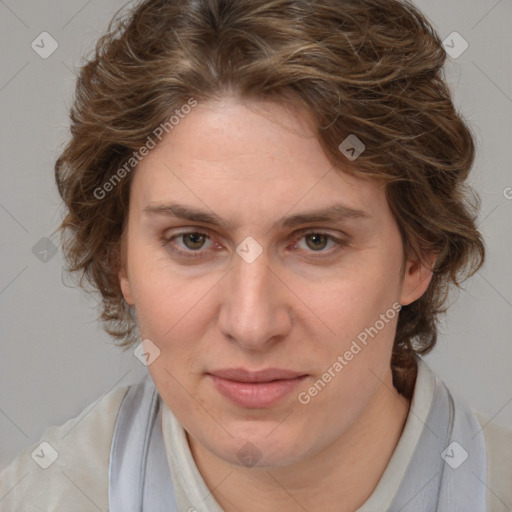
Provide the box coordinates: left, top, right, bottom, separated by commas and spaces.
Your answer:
187, 368, 415, 512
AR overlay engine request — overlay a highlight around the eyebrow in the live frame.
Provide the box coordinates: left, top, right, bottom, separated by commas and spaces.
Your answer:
142, 201, 369, 232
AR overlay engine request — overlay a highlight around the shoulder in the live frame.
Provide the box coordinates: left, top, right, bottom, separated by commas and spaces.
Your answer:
0, 382, 131, 512
474, 411, 512, 511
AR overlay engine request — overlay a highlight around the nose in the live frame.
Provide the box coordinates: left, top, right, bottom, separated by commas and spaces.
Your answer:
217, 248, 293, 351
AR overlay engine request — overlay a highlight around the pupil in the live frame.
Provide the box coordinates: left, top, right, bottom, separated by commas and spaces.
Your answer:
185, 233, 204, 249
308, 234, 326, 250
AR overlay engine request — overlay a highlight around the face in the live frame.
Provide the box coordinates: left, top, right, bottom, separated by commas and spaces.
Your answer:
119, 96, 432, 468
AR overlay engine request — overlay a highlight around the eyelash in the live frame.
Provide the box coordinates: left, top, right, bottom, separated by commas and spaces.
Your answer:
161, 229, 347, 260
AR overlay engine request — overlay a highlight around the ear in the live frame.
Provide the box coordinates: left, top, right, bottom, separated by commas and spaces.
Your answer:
117, 235, 135, 306
400, 250, 438, 306
119, 266, 135, 306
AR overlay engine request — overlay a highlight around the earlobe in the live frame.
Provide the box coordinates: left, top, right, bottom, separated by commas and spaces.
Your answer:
400, 253, 437, 306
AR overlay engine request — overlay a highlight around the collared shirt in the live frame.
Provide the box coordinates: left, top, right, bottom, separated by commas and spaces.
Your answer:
1, 358, 511, 511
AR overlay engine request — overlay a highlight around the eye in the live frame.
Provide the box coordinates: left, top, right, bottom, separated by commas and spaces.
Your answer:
162, 229, 346, 260
301, 233, 332, 251
163, 230, 218, 258
292, 231, 345, 255
181, 232, 209, 250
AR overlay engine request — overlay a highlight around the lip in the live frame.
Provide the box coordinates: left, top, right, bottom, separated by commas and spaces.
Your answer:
207, 368, 308, 408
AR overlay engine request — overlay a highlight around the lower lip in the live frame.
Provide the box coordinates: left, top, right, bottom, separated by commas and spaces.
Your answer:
208, 375, 307, 408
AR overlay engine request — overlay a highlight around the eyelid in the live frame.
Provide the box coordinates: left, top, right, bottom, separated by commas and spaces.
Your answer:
164, 226, 348, 241
291, 226, 349, 240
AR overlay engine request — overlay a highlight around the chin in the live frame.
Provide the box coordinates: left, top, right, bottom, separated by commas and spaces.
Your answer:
200, 424, 309, 469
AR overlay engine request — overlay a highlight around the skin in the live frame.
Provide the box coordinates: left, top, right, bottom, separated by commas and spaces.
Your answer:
119, 95, 435, 512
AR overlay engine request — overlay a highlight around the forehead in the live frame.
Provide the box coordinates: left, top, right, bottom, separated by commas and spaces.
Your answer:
130, 97, 388, 225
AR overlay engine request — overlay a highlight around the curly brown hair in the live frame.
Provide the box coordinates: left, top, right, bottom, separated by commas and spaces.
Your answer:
54, 0, 485, 397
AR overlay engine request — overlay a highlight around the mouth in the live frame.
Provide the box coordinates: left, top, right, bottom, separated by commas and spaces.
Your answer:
206, 368, 309, 408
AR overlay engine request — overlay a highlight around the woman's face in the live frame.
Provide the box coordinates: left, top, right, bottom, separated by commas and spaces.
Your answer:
119, 96, 431, 468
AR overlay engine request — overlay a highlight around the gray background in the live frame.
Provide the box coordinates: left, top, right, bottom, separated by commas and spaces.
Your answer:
1, 0, 511, 472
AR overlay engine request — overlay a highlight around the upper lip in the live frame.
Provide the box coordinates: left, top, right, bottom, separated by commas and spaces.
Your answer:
208, 368, 307, 382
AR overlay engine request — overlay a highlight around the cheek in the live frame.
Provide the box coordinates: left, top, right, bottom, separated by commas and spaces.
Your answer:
308, 255, 401, 335
126, 241, 200, 333
134, 275, 207, 341
297, 254, 402, 404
